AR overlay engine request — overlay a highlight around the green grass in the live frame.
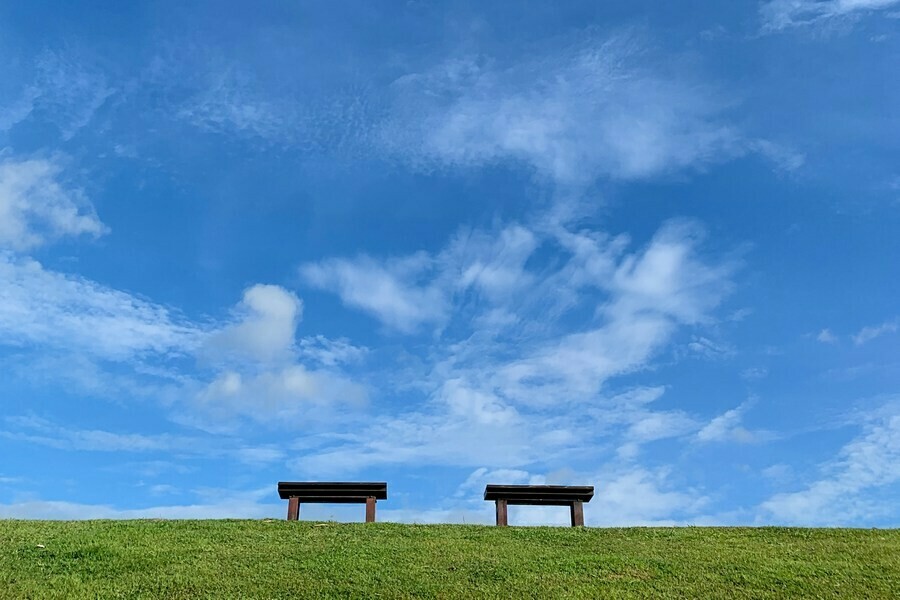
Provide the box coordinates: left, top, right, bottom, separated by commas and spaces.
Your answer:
1, 521, 898, 598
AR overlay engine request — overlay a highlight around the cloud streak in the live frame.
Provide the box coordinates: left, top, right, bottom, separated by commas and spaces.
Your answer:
380, 33, 743, 185
759, 404, 900, 525
0, 157, 107, 251
760, 0, 900, 30
853, 319, 898, 345
0, 254, 199, 361
0, 50, 114, 139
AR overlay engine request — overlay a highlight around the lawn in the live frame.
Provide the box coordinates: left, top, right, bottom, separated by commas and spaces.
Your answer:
1, 520, 898, 598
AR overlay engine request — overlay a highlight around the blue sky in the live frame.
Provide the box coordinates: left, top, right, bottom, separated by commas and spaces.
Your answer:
0, 1, 898, 526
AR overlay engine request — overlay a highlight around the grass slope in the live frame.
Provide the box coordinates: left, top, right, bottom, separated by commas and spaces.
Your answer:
1, 521, 898, 598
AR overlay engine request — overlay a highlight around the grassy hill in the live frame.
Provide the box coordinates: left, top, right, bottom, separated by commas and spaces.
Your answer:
1, 520, 898, 598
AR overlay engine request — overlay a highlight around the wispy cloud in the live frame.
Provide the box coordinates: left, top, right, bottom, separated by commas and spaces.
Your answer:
176, 67, 288, 140
759, 402, 900, 525
696, 402, 770, 444
190, 365, 367, 429
301, 253, 450, 334
0, 254, 199, 361
298, 335, 368, 367
0, 157, 107, 251
0, 487, 277, 520
0, 50, 114, 139
152, 29, 796, 183
1, 415, 201, 453
853, 318, 898, 345
381, 33, 742, 184
761, 0, 900, 31
817, 328, 838, 343
0, 262, 365, 430
2, 416, 293, 471
295, 217, 735, 477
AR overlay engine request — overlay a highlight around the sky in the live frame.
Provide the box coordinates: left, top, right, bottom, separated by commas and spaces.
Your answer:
0, 1, 898, 526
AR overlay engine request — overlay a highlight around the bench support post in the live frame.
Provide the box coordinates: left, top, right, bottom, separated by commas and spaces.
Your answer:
495, 499, 508, 526
287, 497, 300, 521
365, 496, 376, 523
570, 500, 584, 527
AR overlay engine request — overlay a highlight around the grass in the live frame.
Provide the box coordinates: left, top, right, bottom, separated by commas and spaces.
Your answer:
1, 521, 898, 598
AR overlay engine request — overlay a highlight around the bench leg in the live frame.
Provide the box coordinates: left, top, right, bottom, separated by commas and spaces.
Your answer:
287, 497, 300, 521
365, 496, 376, 523
570, 500, 584, 527
495, 499, 508, 526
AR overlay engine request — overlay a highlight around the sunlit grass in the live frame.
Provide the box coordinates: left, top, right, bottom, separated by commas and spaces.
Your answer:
1, 520, 898, 598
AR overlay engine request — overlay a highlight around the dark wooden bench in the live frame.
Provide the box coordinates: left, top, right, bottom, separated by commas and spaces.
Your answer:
278, 482, 387, 523
484, 484, 594, 527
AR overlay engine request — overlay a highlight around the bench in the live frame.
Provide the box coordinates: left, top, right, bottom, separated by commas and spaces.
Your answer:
277, 482, 387, 523
484, 484, 594, 527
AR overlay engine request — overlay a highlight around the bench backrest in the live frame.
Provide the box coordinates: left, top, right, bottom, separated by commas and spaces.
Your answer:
278, 481, 388, 501
484, 484, 594, 505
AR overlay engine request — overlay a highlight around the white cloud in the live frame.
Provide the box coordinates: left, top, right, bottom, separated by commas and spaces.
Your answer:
761, 0, 900, 30
817, 328, 838, 343
1, 416, 202, 453
181, 283, 368, 429
0, 254, 200, 361
591, 469, 707, 525
498, 314, 675, 405
439, 379, 519, 425
304, 220, 732, 414
301, 253, 449, 334
0, 157, 107, 251
204, 284, 303, 364
2, 416, 296, 472
300, 223, 545, 334
0, 487, 278, 520
853, 319, 898, 345
382, 33, 742, 184
697, 403, 766, 444
295, 412, 536, 476
626, 411, 698, 444
686, 335, 734, 359
748, 139, 806, 172
298, 335, 368, 367
0, 264, 364, 431
192, 365, 367, 428
761, 463, 794, 483
759, 407, 900, 525
741, 367, 769, 380
448, 225, 538, 306
294, 216, 734, 479
496, 221, 733, 404
608, 221, 732, 325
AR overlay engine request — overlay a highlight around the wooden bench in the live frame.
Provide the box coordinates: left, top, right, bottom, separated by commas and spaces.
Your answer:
484, 484, 594, 527
278, 482, 387, 523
